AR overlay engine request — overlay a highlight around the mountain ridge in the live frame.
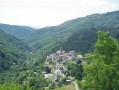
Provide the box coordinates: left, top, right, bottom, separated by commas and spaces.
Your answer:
0, 23, 36, 38
22, 10, 119, 55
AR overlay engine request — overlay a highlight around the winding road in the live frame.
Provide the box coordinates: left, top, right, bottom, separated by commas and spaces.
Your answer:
73, 81, 80, 90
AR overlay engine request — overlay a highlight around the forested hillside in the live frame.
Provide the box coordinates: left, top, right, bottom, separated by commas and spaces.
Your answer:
54, 27, 119, 54
0, 10, 119, 90
0, 30, 47, 90
23, 10, 119, 55
0, 24, 36, 38
0, 29, 31, 73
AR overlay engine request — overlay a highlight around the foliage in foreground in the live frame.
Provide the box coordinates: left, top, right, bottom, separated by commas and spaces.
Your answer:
79, 31, 119, 90
0, 83, 31, 90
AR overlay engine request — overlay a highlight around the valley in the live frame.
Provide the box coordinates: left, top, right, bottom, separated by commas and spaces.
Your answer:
0, 10, 119, 90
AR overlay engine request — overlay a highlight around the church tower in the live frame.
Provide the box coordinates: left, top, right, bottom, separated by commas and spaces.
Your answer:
59, 47, 62, 55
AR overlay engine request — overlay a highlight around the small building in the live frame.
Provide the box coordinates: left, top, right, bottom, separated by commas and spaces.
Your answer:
66, 80, 71, 84
44, 74, 52, 78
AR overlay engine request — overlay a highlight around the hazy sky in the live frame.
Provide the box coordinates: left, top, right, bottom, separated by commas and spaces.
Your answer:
0, 0, 119, 27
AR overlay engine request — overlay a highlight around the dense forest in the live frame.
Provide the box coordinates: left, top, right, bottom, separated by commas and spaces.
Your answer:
0, 30, 47, 89
0, 29, 31, 73
0, 10, 119, 89
55, 27, 119, 54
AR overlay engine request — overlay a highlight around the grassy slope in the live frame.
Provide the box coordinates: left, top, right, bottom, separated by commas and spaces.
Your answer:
54, 83, 75, 90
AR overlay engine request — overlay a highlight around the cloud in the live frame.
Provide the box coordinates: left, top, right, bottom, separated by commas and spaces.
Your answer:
68, 0, 119, 18
0, 0, 119, 27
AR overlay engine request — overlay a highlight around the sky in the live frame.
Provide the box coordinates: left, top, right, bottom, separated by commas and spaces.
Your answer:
0, 0, 119, 27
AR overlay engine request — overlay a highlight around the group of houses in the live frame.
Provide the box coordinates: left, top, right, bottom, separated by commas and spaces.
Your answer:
44, 48, 85, 85
46, 48, 78, 63
43, 63, 65, 79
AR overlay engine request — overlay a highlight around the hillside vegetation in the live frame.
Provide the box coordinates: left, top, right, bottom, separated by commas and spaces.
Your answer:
23, 10, 119, 55
0, 10, 119, 89
0, 29, 31, 73
78, 31, 119, 90
0, 24, 36, 38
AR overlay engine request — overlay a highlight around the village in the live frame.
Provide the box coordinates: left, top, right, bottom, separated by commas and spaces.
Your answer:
43, 48, 86, 89
46, 48, 78, 63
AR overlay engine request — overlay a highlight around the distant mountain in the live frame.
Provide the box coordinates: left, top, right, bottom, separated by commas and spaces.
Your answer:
23, 10, 119, 55
0, 24, 36, 38
0, 29, 31, 73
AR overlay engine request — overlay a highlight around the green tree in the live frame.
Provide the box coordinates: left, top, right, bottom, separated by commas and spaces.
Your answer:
0, 83, 31, 90
80, 31, 119, 90
49, 81, 55, 89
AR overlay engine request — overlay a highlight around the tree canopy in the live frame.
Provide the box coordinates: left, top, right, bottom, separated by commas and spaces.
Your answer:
80, 31, 119, 90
